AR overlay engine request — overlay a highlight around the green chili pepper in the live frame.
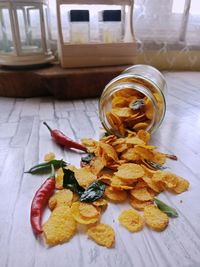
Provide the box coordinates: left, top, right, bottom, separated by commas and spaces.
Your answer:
25, 159, 67, 174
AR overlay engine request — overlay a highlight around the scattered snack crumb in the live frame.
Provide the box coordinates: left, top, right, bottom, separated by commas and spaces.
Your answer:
44, 152, 55, 162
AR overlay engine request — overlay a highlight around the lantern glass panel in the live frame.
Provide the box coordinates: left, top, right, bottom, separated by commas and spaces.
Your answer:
0, 7, 14, 53
43, 5, 50, 51
16, 5, 42, 53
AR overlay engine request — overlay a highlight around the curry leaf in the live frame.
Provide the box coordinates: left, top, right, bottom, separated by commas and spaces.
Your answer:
154, 198, 178, 218
145, 160, 167, 170
131, 99, 145, 110
63, 169, 84, 196
80, 180, 106, 203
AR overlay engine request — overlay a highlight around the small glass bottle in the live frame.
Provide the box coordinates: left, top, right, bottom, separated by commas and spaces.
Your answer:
99, 10, 122, 43
99, 65, 167, 137
69, 10, 90, 44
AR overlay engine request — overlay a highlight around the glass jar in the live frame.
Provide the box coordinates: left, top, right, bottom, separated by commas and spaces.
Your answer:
99, 64, 167, 137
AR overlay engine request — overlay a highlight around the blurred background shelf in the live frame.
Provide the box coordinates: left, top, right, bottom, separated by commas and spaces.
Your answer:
0, 63, 130, 99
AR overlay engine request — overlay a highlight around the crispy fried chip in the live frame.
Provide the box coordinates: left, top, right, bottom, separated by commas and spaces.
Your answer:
44, 152, 55, 162
79, 203, 100, 218
152, 171, 178, 189
81, 138, 98, 153
43, 206, 76, 245
89, 156, 105, 175
48, 189, 73, 210
74, 167, 97, 188
104, 186, 128, 202
87, 223, 115, 248
144, 205, 169, 231
137, 130, 150, 144
130, 187, 154, 201
114, 163, 144, 181
129, 197, 153, 211
93, 198, 108, 209
118, 209, 144, 232
71, 202, 99, 224
111, 175, 135, 190
142, 175, 163, 193
121, 148, 140, 162
55, 167, 64, 190
171, 176, 189, 194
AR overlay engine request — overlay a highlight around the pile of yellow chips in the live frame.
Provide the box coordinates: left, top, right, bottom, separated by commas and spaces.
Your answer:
42, 130, 189, 248
106, 88, 164, 136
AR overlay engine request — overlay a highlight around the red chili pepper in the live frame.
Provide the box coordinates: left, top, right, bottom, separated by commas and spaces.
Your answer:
30, 165, 55, 235
43, 122, 87, 152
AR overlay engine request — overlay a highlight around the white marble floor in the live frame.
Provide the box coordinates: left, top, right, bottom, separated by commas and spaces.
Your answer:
0, 71, 200, 267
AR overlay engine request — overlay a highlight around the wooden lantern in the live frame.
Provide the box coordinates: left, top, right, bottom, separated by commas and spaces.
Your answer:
0, 0, 54, 66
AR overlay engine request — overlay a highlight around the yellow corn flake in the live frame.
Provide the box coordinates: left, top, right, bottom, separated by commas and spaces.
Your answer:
130, 187, 154, 201
79, 202, 100, 218
44, 152, 56, 162
171, 176, 189, 194
55, 167, 64, 190
112, 107, 133, 118
114, 163, 144, 181
99, 142, 118, 162
106, 111, 125, 135
137, 130, 150, 144
141, 164, 158, 176
100, 134, 117, 144
43, 206, 77, 245
129, 197, 153, 211
87, 223, 115, 248
48, 189, 74, 210
71, 202, 99, 224
111, 175, 135, 190
125, 136, 145, 145
89, 156, 105, 175
74, 167, 97, 188
104, 186, 128, 202
112, 96, 129, 108
142, 175, 163, 193
121, 148, 140, 162
144, 205, 169, 231
114, 143, 128, 153
133, 122, 149, 131
93, 198, 108, 209
152, 151, 167, 165
81, 138, 98, 153
134, 146, 154, 161
144, 98, 154, 120
118, 209, 144, 232
152, 171, 178, 189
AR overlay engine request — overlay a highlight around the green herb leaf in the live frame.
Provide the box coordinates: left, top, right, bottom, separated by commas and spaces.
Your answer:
80, 180, 106, 203
81, 153, 95, 164
25, 159, 67, 174
63, 169, 84, 196
154, 198, 178, 218
131, 99, 145, 110
145, 160, 167, 170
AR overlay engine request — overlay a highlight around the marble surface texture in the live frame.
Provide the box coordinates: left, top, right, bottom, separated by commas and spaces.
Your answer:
0, 71, 200, 267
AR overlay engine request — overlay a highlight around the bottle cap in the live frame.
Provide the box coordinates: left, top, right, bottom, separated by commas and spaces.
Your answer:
70, 10, 89, 22
101, 10, 121, 22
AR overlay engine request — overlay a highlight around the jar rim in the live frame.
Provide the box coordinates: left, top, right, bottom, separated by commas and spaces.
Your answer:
99, 81, 165, 137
